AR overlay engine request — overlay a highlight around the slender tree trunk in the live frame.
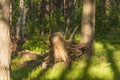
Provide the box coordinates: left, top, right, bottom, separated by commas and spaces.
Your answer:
48, 0, 52, 34
10, 0, 12, 27
80, 0, 95, 56
73, 0, 76, 21
20, 4, 26, 39
105, 0, 110, 29
64, 0, 70, 34
0, 0, 11, 80
16, 0, 23, 39
50, 0, 54, 33
14, 0, 26, 52
16, 0, 26, 40
105, 0, 110, 16
9, 0, 13, 37
40, 0, 46, 36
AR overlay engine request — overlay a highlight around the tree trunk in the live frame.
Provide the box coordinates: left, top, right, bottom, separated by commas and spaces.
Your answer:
16, 0, 23, 39
48, 32, 89, 65
14, 0, 26, 52
50, 32, 71, 65
16, 0, 26, 40
105, 0, 110, 17
64, 0, 70, 34
0, 0, 11, 80
39, 0, 46, 36
21, 4, 26, 40
80, 0, 95, 56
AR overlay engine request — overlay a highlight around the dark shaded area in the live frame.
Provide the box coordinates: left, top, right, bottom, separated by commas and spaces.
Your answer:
78, 58, 92, 80
57, 56, 92, 80
103, 43, 120, 80
12, 40, 120, 80
12, 51, 51, 80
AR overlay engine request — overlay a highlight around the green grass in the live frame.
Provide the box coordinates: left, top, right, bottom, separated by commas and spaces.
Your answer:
11, 36, 120, 80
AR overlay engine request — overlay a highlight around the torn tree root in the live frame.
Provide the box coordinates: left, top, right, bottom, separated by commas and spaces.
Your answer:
42, 32, 89, 68
49, 32, 88, 65
68, 43, 89, 56
50, 32, 71, 65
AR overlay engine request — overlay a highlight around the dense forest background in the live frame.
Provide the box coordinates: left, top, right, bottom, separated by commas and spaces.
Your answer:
11, 0, 120, 51
0, 0, 120, 80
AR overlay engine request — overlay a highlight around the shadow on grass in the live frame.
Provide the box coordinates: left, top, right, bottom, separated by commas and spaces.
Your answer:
27, 54, 93, 80
103, 43, 120, 80
79, 57, 92, 80
12, 41, 120, 80
52, 55, 92, 80
61, 56, 91, 80
96, 33, 120, 79
12, 52, 50, 80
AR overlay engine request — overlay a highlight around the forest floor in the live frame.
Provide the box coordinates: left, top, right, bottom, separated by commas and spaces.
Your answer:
11, 35, 120, 80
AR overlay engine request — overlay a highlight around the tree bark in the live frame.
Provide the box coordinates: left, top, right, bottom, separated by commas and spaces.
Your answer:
80, 0, 95, 56
16, 0, 26, 40
50, 32, 71, 65
49, 32, 88, 65
64, 0, 70, 34
13, 0, 26, 52
0, 0, 11, 80
39, 0, 46, 36
105, 0, 110, 16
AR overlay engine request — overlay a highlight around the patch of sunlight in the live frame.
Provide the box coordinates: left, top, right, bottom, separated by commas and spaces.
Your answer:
12, 54, 34, 71
95, 42, 108, 56
12, 54, 23, 62
45, 63, 66, 80
60, 16, 65, 22
91, 55, 107, 65
75, 35, 80, 42
19, 57, 33, 66
65, 62, 86, 79
31, 47, 43, 54
23, 39, 48, 54
113, 50, 120, 71
88, 63, 114, 80
23, 66, 41, 80
11, 64, 19, 71
12, 56, 24, 71
84, 3, 93, 14
113, 50, 120, 60
106, 43, 115, 50
117, 62, 120, 72
95, 42, 104, 49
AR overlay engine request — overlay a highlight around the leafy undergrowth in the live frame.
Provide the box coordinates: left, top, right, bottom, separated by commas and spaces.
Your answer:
22, 37, 49, 54
11, 37, 120, 80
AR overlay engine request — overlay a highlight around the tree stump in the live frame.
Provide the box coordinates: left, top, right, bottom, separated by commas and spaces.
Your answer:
50, 32, 71, 65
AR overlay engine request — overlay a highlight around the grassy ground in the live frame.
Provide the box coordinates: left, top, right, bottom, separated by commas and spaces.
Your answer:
11, 35, 120, 80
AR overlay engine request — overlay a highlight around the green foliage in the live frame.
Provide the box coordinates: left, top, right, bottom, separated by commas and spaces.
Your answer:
12, 36, 120, 80
23, 38, 48, 54
96, 0, 120, 37
11, 0, 120, 80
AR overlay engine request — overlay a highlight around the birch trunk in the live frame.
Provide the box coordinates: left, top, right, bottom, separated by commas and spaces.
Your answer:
0, 0, 12, 80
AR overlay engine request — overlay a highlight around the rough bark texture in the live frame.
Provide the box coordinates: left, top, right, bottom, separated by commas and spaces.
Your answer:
39, 0, 46, 35
0, 0, 11, 80
80, 0, 95, 56
49, 32, 88, 65
12, 0, 26, 52
105, 0, 110, 16
64, 0, 70, 34
16, 0, 25, 40
50, 32, 71, 65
